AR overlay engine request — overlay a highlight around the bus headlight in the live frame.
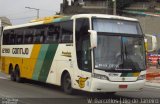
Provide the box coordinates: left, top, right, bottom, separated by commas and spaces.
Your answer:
137, 74, 146, 80
92, 73, 109, 80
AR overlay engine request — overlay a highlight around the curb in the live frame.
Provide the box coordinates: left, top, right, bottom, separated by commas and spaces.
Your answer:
145, 82, 160, 87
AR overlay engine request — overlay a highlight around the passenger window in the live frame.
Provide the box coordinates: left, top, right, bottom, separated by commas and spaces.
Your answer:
9, 30, 16, 45
60, 21, 73, 43
34, 26, 45, 44
24, 28, 34, 44
46, 24, 60, 43
15, 29, 24, 44
76, 18, 92, 72
3, 30, 10, 45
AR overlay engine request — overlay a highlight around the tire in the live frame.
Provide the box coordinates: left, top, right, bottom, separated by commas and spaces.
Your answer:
14, 66, 22, 83
10, 66, 16, 81
62, 73, 73, 94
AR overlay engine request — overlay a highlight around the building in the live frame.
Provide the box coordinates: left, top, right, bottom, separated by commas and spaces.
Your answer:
60, 0, 140, 15
0, 17, 12, 27
60, 0, 112, 14
60, 0, 160, 50
0, 17, 12, 38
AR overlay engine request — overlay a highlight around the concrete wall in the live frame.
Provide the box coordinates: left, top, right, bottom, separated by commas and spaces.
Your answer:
135, 16, 160, 35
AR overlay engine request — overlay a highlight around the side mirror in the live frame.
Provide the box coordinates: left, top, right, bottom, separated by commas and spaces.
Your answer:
88, 30, 97, 49
145, 34, 157, 52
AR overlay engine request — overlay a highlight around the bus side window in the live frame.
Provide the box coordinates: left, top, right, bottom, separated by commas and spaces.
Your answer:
24, 28, 34, 44
60, 21, 73, 43
3, 30, 10, 45
15, 29, 24, 44
45, 24, 60, 44
34, 25, 45, 44
9, 30, 15, 45
76, 18, 92, 72
28, 35, 33, 44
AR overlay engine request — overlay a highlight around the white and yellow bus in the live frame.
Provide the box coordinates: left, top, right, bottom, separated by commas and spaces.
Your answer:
0, 14, 146, 94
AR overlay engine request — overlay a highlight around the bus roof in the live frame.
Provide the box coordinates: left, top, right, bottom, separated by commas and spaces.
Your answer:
4, 14, 138, 30
3, 15, 71, 30
71, 14, 138, 21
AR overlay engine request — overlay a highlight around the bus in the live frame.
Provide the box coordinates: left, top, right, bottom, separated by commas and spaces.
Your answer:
0, 14, 146, 94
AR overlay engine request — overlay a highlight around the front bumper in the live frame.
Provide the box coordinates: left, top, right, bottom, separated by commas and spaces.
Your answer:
90, 78, 145, 92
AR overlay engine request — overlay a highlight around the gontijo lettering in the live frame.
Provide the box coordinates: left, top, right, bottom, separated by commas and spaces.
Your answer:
12, 48, 29, 55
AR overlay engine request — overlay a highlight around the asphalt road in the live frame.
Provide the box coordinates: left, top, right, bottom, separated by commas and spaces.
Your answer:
0, 72, 160, 104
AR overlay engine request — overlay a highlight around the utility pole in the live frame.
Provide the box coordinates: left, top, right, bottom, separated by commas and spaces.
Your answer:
25, 7, 40, 19
112, 0, 116, 15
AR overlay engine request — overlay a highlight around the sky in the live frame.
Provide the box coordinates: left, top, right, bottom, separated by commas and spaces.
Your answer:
0, 0, 63, 25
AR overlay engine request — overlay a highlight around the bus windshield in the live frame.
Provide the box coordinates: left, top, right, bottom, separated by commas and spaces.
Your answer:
93, 18, 145, 72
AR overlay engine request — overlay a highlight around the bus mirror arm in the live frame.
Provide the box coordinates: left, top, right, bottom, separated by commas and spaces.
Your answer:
88, 30, 97, 49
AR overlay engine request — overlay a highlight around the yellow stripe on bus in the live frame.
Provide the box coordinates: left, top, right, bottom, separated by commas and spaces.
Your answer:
133, 72, 140, 77
21, 45, 41, 79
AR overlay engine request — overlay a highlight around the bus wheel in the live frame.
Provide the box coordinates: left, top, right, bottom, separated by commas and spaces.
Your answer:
15, 66, 22, 83
62, 73, 73, 94
10, 66, 15, 81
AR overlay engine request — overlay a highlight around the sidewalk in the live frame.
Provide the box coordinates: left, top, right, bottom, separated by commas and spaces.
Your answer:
146, 66, 160, 87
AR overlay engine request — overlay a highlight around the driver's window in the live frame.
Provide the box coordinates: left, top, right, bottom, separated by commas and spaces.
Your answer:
76, 18, 92, 72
